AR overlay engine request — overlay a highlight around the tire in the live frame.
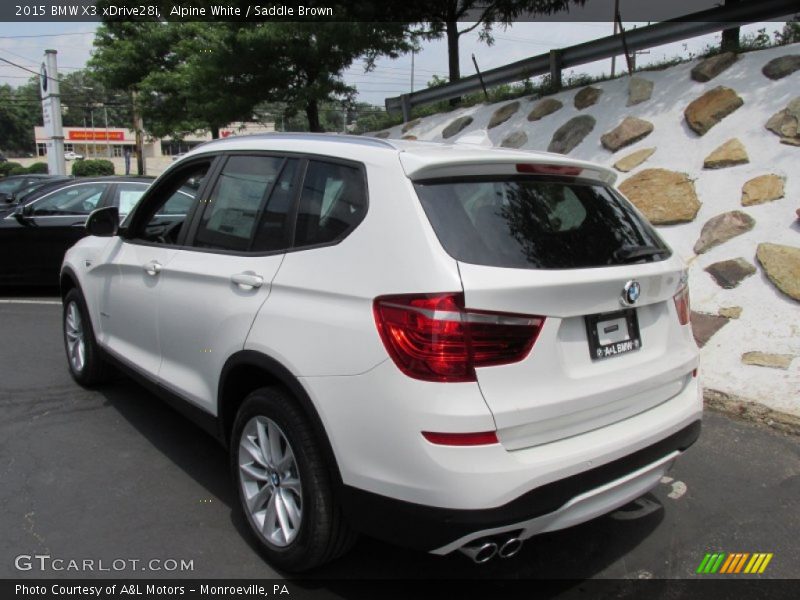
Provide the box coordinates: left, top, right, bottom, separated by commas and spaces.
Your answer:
231, 387, 356, 571
63, 288, 110, 387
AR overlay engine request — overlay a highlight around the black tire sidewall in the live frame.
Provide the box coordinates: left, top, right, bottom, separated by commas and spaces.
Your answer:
230, 388, 333, 572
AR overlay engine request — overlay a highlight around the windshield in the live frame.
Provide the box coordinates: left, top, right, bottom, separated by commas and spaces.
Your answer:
414, 176, 670, 270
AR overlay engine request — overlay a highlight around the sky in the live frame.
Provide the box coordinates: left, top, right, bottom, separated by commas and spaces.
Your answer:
0, 20, 782, 110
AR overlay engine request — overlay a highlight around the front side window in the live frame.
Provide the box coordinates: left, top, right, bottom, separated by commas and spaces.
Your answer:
414, 177, 670, 269
31, 184, 107, 216
294, 161, 367, 247
128, 163, 210, 245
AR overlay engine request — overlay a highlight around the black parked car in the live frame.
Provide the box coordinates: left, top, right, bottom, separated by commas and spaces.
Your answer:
0, 176, 157, 286
0, 174, 72, 207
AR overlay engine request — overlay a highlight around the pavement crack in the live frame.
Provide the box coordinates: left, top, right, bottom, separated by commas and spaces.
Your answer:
23, 511, 50, 554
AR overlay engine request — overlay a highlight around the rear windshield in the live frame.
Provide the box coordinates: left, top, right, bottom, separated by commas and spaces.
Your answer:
414, 177, 670, 269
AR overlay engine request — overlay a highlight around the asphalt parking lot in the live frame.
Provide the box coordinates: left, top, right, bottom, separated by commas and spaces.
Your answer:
1, 297, 798, 584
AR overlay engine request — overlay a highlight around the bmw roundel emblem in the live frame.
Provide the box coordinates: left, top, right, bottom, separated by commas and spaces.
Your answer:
621, 280, 641, 306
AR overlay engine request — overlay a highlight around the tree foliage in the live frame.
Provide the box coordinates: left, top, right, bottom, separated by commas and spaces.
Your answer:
414, 1, 586, 87
90, 2, 420, 134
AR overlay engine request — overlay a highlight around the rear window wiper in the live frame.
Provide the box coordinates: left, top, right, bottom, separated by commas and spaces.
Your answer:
613, 245, 667, 262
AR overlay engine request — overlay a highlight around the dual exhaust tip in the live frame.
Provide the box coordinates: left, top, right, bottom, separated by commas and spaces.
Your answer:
459, 537, 524, 564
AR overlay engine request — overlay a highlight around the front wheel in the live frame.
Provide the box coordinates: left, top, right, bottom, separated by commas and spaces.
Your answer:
63, 288, 110, 386
231, 387, 355, 571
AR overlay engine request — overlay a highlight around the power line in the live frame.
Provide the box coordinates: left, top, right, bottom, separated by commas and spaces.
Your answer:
0, 55, 63, 83
0, 31, 96, 39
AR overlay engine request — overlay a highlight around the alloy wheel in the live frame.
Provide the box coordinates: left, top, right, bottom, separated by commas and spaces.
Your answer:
65, 301, 85, 374
238, 416, 303, 547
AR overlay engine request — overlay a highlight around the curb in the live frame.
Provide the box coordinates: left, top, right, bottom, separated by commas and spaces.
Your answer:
704, 388, 800, 437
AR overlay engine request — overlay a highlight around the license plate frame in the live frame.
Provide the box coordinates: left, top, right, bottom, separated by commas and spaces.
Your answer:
585, 308, 642, 361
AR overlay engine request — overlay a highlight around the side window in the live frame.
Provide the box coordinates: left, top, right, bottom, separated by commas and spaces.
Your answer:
129, 162, 210, 245
193, 155, 284, 252
115, 182, 150, 216
31, 184, 107, 216
294, 161, 367, 247
251, 159, 298, 252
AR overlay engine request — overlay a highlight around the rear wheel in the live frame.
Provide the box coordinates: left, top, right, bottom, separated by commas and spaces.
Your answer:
231, 387, 355, 571
63, 288, 110, 386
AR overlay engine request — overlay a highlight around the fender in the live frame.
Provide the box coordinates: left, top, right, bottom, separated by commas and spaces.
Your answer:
217, 350, 344, 487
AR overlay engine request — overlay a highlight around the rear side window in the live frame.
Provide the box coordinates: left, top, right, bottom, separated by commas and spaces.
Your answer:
194, 155, 285, 252
294, 161, 367, 247
414, 177, 669, 269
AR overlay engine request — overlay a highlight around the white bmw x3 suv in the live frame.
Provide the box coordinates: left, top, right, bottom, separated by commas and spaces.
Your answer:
61, 133, 700, 571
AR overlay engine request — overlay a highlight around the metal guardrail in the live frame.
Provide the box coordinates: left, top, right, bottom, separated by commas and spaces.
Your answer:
385, 0, 800, 119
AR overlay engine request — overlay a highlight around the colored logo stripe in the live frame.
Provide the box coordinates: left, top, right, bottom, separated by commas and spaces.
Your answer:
697, 552, 773, 574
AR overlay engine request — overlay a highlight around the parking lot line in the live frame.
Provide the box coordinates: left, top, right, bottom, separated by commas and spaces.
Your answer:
0, 299, 61, 305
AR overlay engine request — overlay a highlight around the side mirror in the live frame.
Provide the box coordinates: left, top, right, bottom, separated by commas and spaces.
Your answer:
0, 193, 12, 204
86, 206, 119, 237
13, 204, 32, 224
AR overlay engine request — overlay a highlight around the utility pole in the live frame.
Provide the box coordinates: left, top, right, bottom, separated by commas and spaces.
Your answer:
471, 54, 489, 101
104, 105, 110, 158
131, 89, 145, 176
90, 106, 95, 158
410, 49, 415, 93
611, 0, 620, 77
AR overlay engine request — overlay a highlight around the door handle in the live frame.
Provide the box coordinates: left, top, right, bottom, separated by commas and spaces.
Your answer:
144, 260, 163, 276
231, 272, 264, 290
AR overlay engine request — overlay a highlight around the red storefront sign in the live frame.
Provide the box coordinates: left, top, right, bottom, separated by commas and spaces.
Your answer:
68, 130, 126, 141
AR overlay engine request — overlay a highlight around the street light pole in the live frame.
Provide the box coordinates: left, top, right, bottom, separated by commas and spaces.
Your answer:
104, 105, 110, 158
90, 106, 95, 158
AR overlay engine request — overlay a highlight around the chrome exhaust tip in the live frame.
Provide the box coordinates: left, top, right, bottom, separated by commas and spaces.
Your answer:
498, 537, 523, 558
459, 541, 498, 564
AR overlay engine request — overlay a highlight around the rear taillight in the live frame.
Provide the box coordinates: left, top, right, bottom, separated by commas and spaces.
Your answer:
373, 293, 544, 382
673, 284, 690, 326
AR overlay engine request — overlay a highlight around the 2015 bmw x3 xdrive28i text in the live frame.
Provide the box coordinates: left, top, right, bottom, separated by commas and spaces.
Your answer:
60, 133, 701, 571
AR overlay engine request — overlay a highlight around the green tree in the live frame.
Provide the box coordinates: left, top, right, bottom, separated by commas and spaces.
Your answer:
91, 21, 251, 138
0, 80, 41, 154
415, 1, 585, 94
226, 21, 417, 132
92, 1, 421, 133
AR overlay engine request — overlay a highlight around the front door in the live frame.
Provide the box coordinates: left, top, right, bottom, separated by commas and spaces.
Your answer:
96, 160, 214, 379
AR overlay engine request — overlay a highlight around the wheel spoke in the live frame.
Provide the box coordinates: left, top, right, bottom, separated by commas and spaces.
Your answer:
241, 436, 267, 467
247, 483, 273, 513
268, 421, 282, 467
263, 493, 278, 538
281, 476, 301, 496
256, 420, 272, 466
274, 493, 292, 543
276, 446, 295, 473
280, 489, 301, 529
240, 462, 269, 482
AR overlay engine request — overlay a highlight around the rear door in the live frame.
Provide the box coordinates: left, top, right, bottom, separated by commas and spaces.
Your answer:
413, 174, 696, 449
155, 154, 300, 412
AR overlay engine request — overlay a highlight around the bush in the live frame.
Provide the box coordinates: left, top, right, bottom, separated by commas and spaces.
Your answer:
72, 159, 114, 177
0, 161, 24, 177
26, 162, 49, 174
8, 166, 27, 175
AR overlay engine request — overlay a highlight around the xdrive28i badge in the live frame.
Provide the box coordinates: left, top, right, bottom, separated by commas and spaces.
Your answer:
621, 280, 641, 306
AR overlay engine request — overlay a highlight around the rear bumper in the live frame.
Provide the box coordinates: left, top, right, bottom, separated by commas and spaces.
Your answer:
339, 420, 700, 553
